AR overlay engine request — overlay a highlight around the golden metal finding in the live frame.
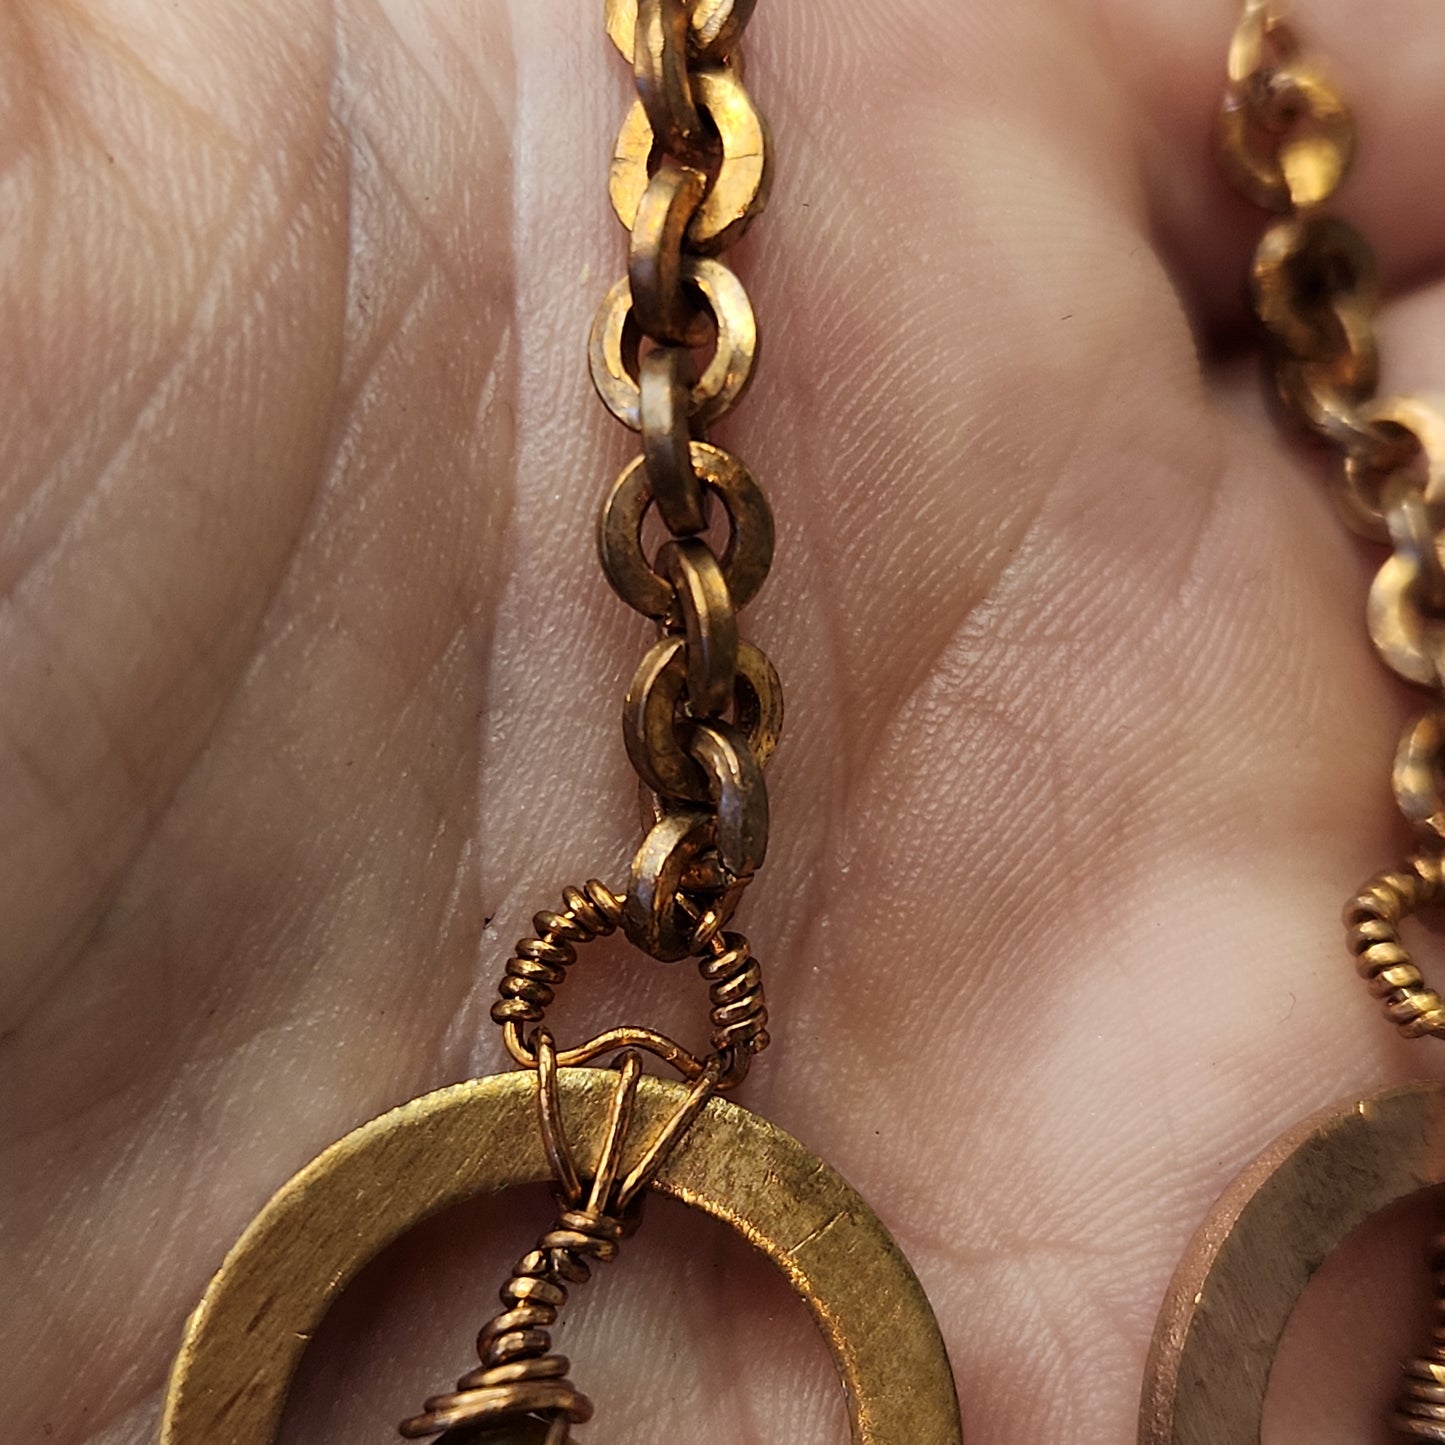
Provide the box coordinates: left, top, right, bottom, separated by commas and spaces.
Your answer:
609, 67, 771, 254
1144, 6, 1445, 1441
588, 261, 758, 432
158, 1071, 962, 1445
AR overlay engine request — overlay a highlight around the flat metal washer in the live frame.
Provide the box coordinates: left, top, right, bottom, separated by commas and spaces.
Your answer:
160, 1069, 963, 1445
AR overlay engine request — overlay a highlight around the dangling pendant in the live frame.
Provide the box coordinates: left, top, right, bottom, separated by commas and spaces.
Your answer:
1139, 1080, 1445, 1444
158, 1068, 962, 1445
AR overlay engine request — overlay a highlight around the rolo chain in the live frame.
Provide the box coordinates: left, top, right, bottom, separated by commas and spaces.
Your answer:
401, 6, 778, 1441
1221, 3, 1445, 1035
490, 0, 779, 1088
1222, 4, 1445, 1436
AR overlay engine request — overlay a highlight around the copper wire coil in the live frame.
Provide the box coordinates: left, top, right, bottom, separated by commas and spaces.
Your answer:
492, 881, 624, 1028
1394, 1234, 1445, 1441
400, 1207, 627, 1441
1345, 853, 1445, 1038
700, 930, 768, 1057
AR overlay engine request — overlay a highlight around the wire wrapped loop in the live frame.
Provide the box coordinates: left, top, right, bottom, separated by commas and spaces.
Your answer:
494, 882, 768, 1085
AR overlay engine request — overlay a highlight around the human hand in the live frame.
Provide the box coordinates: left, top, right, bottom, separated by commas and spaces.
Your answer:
5, 2, 1445, 1442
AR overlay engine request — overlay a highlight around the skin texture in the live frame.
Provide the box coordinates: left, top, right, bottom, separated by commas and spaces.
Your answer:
4, 0, 1445, 1441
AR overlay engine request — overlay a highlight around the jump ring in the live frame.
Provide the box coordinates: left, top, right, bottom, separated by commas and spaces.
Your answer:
640, 347, 708, 536
629, 163, 710, 347
657, 537, 738, 717
633, 0, 704, 162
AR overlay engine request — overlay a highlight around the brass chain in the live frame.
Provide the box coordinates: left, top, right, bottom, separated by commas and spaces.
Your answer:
1221, 5, 1445, 1436
595, 0, 781, 971
401, 6, 777, 1440
486, 0, 777, 1083
1220, 3, 1445, 1034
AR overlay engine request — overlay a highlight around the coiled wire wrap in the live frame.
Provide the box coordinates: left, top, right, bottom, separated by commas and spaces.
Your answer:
492, 883, 769, 1090
396, 1205, 624, 1442
490, 880, 625, 1030
401, 1036, 720, 1444
1345, 852, 1445, 1038
1394, 1229, 1445, 1440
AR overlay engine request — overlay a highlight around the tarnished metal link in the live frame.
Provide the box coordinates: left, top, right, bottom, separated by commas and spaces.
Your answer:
657, 537, 738, 716
1395, 712, 1445, 842
611, 66, 771, 254
589, 259, 757, 431
1219, 53, 1354, 211
607, 0, 756, 65
623, 635, 782, 800
624, 809, 723, 961
688, 720, 769, 877
1251, 215, 1377, 364
1341, 399, 1445, 544
1368, 551, 1445, 690
599, 443, 773, 619
1388, 493, 1445, 619
640, 347, 708, 535
629, 162, 710, 346
632, 0, 705, 163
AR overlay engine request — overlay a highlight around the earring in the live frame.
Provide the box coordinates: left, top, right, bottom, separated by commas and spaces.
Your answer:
155, 4, 963, 1444
1141, 4, 1445, 1442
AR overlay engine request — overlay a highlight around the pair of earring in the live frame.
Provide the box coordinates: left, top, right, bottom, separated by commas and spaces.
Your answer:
153, 3, 1445, 1444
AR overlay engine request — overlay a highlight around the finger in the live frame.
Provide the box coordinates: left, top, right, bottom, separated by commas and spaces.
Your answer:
1083, 0, 1445, 347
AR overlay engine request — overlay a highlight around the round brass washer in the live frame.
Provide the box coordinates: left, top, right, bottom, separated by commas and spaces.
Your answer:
610, 67, 771, 254
1140, 1082, 1445, 1445
625, 635, 782, 801
606, 0, 756, 62
158, 1070, 961, 1445
589, 260, 757, 432
599, 443, 773, 619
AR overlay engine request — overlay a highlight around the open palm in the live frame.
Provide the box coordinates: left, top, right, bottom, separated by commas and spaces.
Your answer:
7, 1, 1445, 1442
